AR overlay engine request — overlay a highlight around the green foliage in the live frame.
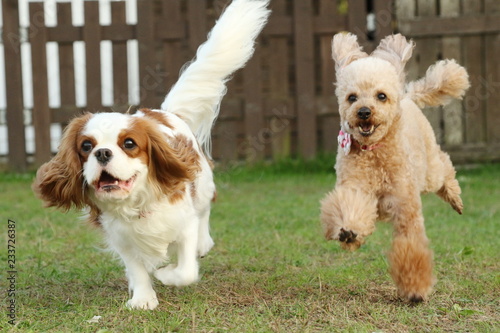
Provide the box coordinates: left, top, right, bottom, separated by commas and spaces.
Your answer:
1, 163, 499, 332
338, 0, 349, 15
217, 154, 336, 178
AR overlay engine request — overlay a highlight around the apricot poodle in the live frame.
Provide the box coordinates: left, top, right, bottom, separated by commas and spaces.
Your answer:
320, 33, 469, 302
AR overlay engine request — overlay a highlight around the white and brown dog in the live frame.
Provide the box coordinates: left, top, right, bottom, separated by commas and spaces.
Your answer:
33, 0, 270, 310
321, 33, 469, 302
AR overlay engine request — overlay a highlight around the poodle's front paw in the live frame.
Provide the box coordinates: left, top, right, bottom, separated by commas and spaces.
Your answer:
408, 293, 425, 304
398, 289, 428, 304
338, 228, 362, 251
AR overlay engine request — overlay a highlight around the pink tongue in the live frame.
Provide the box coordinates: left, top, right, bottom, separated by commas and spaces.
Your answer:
99, 173, 121, 190
100, 179, 119, 188
362, 124, 372, 132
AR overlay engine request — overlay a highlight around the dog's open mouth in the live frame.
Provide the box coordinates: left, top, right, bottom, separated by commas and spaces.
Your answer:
94, 171, 136, 193
358, 122, 378, 137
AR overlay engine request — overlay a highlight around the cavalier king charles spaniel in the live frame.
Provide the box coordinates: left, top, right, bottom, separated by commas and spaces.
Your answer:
33, 0, 270, 310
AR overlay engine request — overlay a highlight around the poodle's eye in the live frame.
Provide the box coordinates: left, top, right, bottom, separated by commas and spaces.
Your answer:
81, 140, 93, 153
347, 94, 358, 103
123, 138, 137, 150
377, 93, 387, 102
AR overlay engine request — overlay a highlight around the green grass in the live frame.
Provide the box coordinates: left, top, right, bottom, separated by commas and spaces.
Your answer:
1, 161, 499, 332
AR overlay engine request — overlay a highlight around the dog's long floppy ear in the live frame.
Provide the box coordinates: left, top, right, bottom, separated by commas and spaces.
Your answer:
371, 34, 415, 83
331, 32, 368, 72
32, 113, 92, 211
140, 117, 201, 202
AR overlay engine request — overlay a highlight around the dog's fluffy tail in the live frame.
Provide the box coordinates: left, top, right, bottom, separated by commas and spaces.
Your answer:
161, 0, 270, 154
405, 59, 470, 108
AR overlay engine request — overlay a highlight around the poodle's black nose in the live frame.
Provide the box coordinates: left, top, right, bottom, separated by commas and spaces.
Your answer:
95, 148, 113, 166
357, 107, 371, 120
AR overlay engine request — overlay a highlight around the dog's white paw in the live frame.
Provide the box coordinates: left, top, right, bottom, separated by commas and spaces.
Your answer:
197, 236, 214, 258
154, 265, 198, 287
126, 293, 159, 310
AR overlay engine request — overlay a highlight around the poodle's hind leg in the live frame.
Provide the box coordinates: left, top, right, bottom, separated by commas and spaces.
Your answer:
388, 192, 435, 302
320, 187, 378, 251
388, 233, 435, 302
436, 151, 463, 214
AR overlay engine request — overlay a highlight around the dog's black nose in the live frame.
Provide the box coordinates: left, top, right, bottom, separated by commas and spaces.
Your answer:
95, 148, 113, 166
357, 107, 371, 120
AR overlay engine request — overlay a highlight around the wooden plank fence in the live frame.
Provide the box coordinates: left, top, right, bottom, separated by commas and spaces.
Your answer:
2, 0, 500, 170
2, 0, 26, 171
397, 0, 500, 163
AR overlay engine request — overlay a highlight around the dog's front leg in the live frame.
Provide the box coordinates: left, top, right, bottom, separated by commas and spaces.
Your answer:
119, 253, 159, 310
320, 187, 378, 251
197, 206, 215, 258
155, 220, 199, 286
387, 192, 435, 302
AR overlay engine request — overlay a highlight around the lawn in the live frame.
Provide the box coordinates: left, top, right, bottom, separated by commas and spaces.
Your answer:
1, 160, 499, 332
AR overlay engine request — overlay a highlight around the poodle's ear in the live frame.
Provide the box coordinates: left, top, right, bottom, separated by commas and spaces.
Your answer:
331, 32, 368, 72
371, 34, 415, 82
32, 113, 92, 211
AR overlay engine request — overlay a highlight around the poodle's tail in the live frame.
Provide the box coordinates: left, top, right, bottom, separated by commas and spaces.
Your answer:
405, 59, 470, 108
161, 0, 270, 155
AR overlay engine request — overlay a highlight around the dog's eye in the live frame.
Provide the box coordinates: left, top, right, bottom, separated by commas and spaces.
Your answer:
347, 94, 357, 103
123, 138, 137, 150
81, 140, 93, 153
377, 93, 387, 102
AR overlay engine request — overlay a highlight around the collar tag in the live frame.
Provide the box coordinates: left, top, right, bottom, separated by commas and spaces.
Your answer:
338, 129, 352, 155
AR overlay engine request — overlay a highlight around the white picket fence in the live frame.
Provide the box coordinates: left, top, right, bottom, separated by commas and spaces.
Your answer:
0, 0, 139, 156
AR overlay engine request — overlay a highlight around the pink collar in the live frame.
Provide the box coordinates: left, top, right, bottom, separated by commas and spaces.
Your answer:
356, 142, 383, 151
338, 129, 382, 155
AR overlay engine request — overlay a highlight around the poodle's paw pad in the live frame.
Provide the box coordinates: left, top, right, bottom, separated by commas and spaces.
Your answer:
339, 228, 357, 243
338, 228, 362, 251
400, 291, 427, 304
409, 295, 424, 304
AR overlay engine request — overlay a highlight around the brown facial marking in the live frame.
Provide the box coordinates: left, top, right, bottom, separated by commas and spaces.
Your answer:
140, 108, 174, 129
77, 135, 97, 163
117, 121, 151, 166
